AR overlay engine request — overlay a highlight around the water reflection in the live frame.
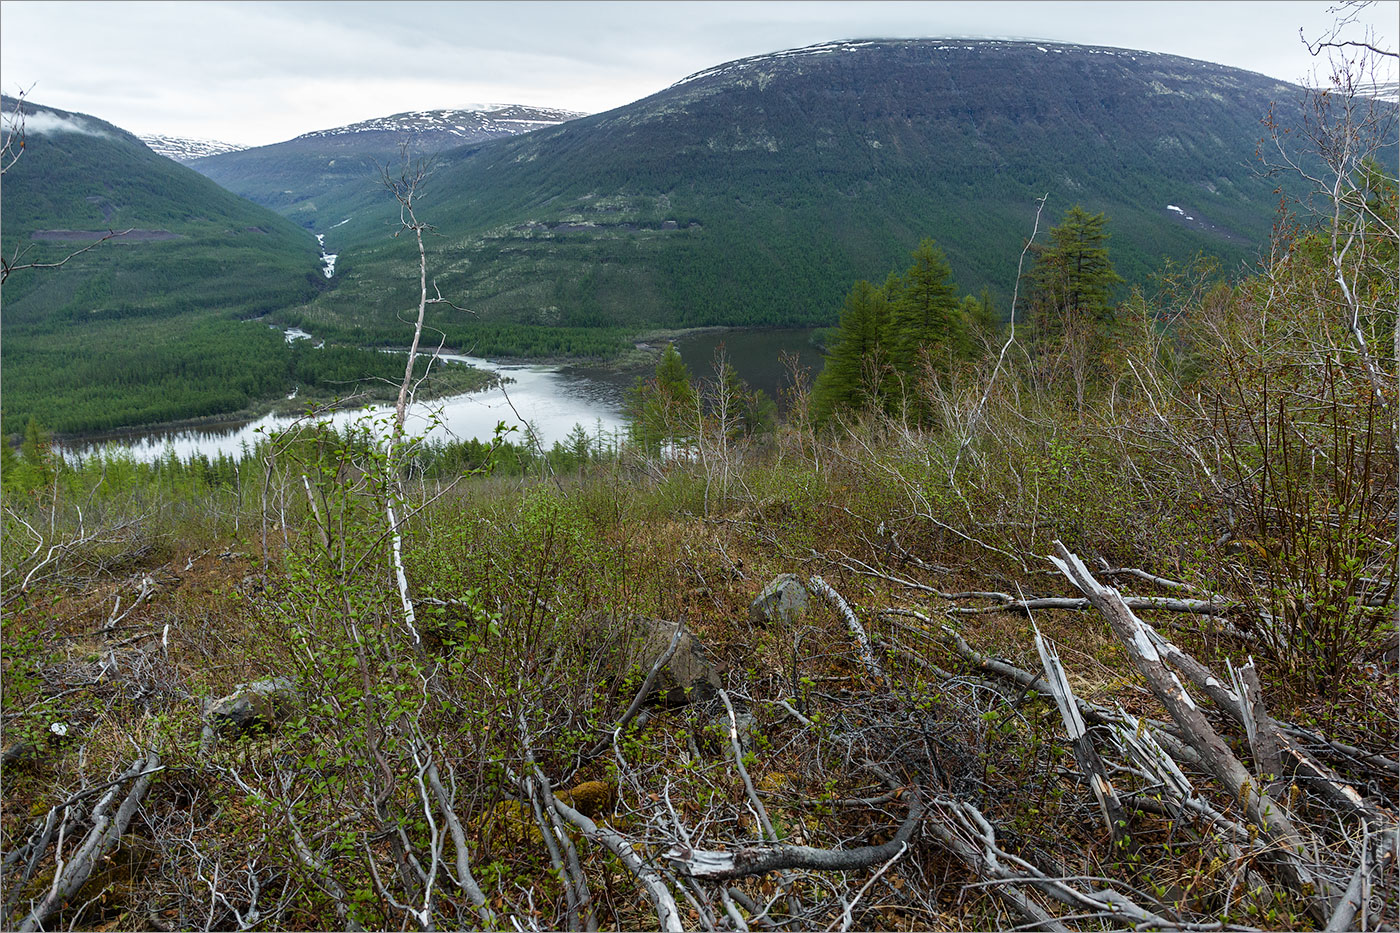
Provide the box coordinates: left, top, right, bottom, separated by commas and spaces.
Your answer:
61, 329, 826, 463
674, 328, 825, 408
65, 355, 632, 463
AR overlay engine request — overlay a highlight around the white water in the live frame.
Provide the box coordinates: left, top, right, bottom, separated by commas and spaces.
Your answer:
315, 233, 337, 278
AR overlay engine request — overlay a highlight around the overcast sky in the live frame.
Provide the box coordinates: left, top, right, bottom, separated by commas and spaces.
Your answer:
2, 1, 1396, 146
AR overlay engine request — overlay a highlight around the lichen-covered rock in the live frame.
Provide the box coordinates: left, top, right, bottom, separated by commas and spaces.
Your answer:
750, 573, 810, 626
206, 677, 298, 736
472, 799, 543, 848
625, 618, 723, 707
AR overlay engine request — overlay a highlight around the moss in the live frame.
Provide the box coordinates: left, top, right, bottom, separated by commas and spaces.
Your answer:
557, 780, 615, 818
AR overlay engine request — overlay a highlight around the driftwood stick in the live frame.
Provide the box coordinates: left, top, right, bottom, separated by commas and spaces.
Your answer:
1050, 541, 1336, 923
858, 762, 1068, 931
1148, 630, 1387, 824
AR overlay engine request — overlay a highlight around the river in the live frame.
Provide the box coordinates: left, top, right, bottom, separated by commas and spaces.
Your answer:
63, 328, 825, 462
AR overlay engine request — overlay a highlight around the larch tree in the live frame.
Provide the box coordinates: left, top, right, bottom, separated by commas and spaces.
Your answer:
811, 279, 892, 422
887, 238, 968, 380
626, 343, 699, 454
1026, 205, 1123, 336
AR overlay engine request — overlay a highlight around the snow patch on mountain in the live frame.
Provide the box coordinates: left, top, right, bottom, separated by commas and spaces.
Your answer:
295, 105, 586, 141
141, 134, 247, 162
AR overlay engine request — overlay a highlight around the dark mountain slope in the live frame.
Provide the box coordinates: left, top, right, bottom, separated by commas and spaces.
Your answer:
190, 105, 585, 226
295, 39, 1309, 342
1, 97, 325, 432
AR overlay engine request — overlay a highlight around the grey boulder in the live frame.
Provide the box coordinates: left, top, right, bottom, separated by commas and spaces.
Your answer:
206, 677, 298, 736
626, 618, 723, 707
749, 573, 810, 626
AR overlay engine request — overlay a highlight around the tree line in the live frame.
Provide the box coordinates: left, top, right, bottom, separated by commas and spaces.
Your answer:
810, 204, 1121, 422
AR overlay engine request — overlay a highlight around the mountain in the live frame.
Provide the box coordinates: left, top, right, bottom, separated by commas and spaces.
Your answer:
1, 96, 325, 433
294, 104, 587, 145
268, 39, 1314, 352
190, 104, 586, 224
140, 134, 247, 162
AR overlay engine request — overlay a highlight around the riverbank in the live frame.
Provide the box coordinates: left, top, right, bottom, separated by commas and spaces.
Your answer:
48, 326, 824, 457
53, 359, 501, 452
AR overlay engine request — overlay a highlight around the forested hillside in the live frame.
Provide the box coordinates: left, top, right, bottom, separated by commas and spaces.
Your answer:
191, 105, 586, 220
272, 39, 1312, 354
1, 97, 490, 433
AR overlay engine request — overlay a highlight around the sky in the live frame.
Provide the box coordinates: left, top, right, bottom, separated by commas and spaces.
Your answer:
2, 1, 1396, 147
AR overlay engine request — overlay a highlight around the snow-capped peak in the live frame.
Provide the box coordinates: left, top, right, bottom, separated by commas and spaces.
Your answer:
141, 134, 248, 162
294, 105, 586, 141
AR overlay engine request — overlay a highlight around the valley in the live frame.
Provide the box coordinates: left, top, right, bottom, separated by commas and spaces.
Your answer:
4, 39, 1319, 442
2, 21, 1396, 932
60, 327, 824, 463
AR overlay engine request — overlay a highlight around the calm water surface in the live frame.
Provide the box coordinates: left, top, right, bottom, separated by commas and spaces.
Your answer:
63, 328, 825, 462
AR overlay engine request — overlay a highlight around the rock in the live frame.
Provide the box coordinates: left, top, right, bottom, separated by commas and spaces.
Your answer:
719, 710, 760, 753
625, 618, 723, 707
556, 780, 615, 818
750, 573, 810, 626
206, 677, 298, 736
473, 799, 542, 847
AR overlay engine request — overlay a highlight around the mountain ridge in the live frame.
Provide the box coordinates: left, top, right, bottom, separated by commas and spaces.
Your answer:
292, 104, 586, 141
1, 95, 327, 432
189, 103, 587, 222
140, 134, 248, 162
274, 37, 1314, 348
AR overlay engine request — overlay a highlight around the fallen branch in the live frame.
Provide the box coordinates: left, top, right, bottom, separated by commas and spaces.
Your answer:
666, 788, 924, 880
17, 752, 161, 933
881, 607, 1203, 768
1050, 541, 1337, 923
809, 575, 885, 681
947, 594, 1233, 616
1032, 622, 1130, 851
549, 793, 683, 932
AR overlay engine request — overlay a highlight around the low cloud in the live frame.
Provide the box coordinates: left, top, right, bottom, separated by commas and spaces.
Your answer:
13, 110, 110, 138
